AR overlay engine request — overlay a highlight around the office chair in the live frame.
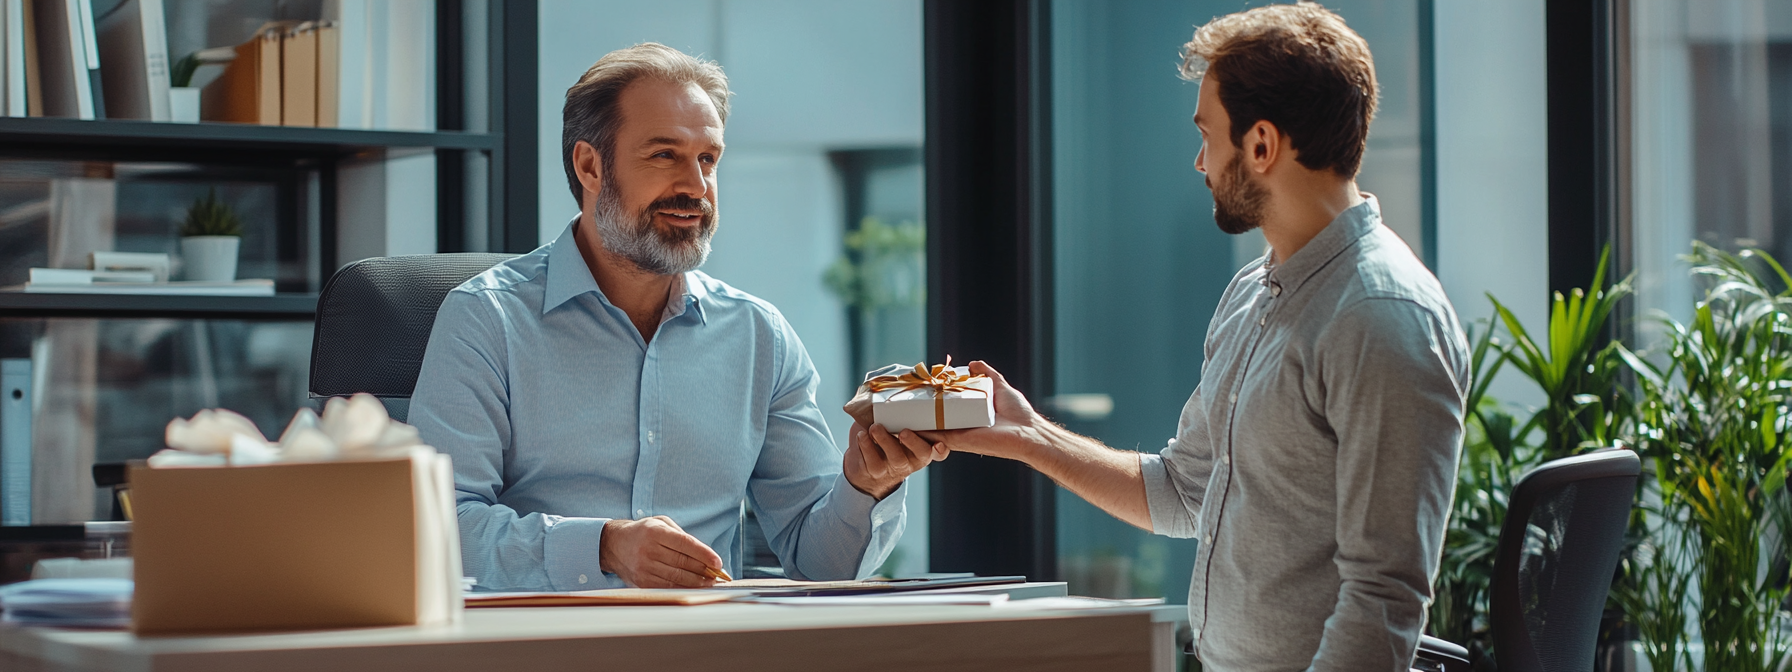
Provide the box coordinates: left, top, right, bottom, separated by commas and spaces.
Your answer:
1413, 448, 1641, 672
309, 253, 516, 421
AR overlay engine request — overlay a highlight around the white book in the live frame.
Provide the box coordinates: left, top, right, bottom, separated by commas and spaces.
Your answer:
14, 278, 275, 296
325, 0, 369, 129
0, 0, 9, 117
4, 0, 21, 117
28, 267, 155, 284
94, 0, 168, 121
68, 0, 93, 118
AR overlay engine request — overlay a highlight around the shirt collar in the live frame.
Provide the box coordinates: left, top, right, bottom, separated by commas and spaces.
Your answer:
541, 215, 708, 325
1265, 193, 1382, 295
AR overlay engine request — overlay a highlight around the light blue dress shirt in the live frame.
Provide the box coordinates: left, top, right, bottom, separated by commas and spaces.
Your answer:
410, 220, 905, 592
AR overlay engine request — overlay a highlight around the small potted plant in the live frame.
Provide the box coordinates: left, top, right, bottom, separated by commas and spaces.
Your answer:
169, 53, 201, 123
180, 189, 243, 282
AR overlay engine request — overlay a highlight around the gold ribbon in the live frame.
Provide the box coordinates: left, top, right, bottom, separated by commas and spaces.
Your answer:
866, 356, 989, 430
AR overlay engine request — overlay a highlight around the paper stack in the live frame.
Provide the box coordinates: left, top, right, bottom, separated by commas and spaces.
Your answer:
0, 578, 133, 628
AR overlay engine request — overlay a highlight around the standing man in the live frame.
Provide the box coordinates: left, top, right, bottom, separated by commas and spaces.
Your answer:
865, 4, 1467, 670
413, 43, 943, 592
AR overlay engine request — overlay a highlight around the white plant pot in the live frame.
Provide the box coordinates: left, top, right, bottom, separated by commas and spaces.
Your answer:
169, 87, 200, 124
181, 236, 240, 282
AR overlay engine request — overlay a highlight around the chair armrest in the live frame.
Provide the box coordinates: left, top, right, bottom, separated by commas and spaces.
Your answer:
1413, 634, 1471, 672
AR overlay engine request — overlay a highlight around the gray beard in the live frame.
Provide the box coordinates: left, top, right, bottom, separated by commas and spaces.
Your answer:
592, 183, 714, 276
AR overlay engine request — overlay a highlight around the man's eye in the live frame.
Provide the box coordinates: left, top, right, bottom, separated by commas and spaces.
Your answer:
653, 151, 674, 159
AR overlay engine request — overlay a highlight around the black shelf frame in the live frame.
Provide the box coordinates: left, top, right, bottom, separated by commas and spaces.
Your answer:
0, 293, 316, 320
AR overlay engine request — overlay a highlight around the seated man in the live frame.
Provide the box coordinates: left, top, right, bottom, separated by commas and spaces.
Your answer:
412, 43, 942, 591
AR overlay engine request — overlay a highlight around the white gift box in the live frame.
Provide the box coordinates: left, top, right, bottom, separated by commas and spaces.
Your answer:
868, 365, 995, 433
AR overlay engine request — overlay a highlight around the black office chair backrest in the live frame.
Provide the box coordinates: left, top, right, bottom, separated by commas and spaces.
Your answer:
310, 253, 516, 412
1489, 448, 1640, 672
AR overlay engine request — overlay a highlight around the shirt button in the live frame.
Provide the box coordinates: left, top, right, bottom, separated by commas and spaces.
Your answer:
1258, 315, 1267, 326
1228, 393, 1237, 403
1271, 283, 1282, 296
647, 431, 655, 443
578, 574, 588, 584
636, 509, 646, 517
1221, 453, 1230, 464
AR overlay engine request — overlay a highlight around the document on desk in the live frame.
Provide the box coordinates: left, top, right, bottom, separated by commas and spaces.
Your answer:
464, 589, 746, 608
747, 594, 1009, 607
715, 575, 1028, 597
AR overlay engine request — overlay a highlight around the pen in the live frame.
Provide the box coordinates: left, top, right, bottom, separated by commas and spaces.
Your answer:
706, 566, 734, 582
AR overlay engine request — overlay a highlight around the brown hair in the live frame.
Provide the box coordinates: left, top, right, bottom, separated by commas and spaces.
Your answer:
561, 43, 732, 205
1180, 2, 1377, 177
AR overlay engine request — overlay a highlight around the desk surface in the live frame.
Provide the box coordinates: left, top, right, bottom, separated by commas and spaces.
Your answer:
0, 585, 1182, 672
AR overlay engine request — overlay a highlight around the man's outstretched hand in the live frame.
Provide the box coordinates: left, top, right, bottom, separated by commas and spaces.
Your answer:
599, 516, 726, 588
912, 360, 1051, 464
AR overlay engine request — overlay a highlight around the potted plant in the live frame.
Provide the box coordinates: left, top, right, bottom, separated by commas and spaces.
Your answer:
180, 189, 242, 282
169, 53, 201, 123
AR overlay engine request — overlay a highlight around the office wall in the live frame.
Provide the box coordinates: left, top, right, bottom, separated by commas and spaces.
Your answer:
1433, 0, 1550, 410
536, 0, 927, 576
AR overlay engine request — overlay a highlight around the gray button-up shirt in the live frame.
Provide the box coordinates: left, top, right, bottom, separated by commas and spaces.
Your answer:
1141, 196, 1468, 671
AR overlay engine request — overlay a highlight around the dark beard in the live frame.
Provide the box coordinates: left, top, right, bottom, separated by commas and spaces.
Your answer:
1211, 151, 1268, 235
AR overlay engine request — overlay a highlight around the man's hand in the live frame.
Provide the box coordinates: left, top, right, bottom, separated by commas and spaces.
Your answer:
844, 421, 948, 500
913, 361, 1053, 463
599, 516, 726, 588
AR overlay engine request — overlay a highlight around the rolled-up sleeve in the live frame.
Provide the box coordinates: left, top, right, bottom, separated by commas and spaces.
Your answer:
1144, 386, 1215, 539
412, 289, 618, 592
1309, 298, 1466, 672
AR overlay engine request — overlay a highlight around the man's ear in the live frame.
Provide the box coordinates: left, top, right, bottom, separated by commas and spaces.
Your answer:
1246, 120, 1280, 174
573, 140, 604, 205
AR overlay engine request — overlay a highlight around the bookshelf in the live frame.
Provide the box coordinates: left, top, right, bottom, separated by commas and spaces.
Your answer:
0, 116, 500, 155
0, 0, 539, 534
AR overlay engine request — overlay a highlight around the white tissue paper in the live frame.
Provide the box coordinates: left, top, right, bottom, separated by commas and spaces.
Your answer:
150, 393, 430, 467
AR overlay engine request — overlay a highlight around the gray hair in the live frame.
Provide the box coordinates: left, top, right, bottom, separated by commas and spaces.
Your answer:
560, 43, 732, 205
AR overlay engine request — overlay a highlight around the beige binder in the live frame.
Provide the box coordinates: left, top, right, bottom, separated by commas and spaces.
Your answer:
200, 22, 286, 125
280, 21, 316, 127
315, 20, 338, 127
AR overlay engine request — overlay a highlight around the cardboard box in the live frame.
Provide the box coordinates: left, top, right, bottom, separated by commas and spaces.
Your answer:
129, 449, 460, 635
869, 366, 995, 433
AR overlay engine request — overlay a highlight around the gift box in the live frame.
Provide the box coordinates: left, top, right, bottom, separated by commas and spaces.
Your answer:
128, 447, 462, 635
866, 361, 995, 433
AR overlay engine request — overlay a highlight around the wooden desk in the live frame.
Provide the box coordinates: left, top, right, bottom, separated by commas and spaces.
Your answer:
0, 589, 1183, 672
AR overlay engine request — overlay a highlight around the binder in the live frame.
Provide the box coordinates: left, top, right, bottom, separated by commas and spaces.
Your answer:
4, 0, 23, 116
2, 358, 32, 526
94, 0, 167, 121
279, 21, 316, 127
29, 0, 92, 118
315, 20, 338, 127
200, 23, 284, 125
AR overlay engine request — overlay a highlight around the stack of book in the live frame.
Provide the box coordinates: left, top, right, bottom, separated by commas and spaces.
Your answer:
200, 19, 338, 127
0, 0, 426, 128
4, 252, 274, 296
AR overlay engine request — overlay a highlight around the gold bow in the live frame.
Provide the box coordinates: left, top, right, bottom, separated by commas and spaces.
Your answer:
866, 356, 989, 430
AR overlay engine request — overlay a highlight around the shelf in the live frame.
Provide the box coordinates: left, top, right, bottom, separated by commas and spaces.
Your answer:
0, 117, 498, 164
0, 292, 317, 320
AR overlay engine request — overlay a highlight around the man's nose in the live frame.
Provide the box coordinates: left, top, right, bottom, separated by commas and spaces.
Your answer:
672, 158, 708, 198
